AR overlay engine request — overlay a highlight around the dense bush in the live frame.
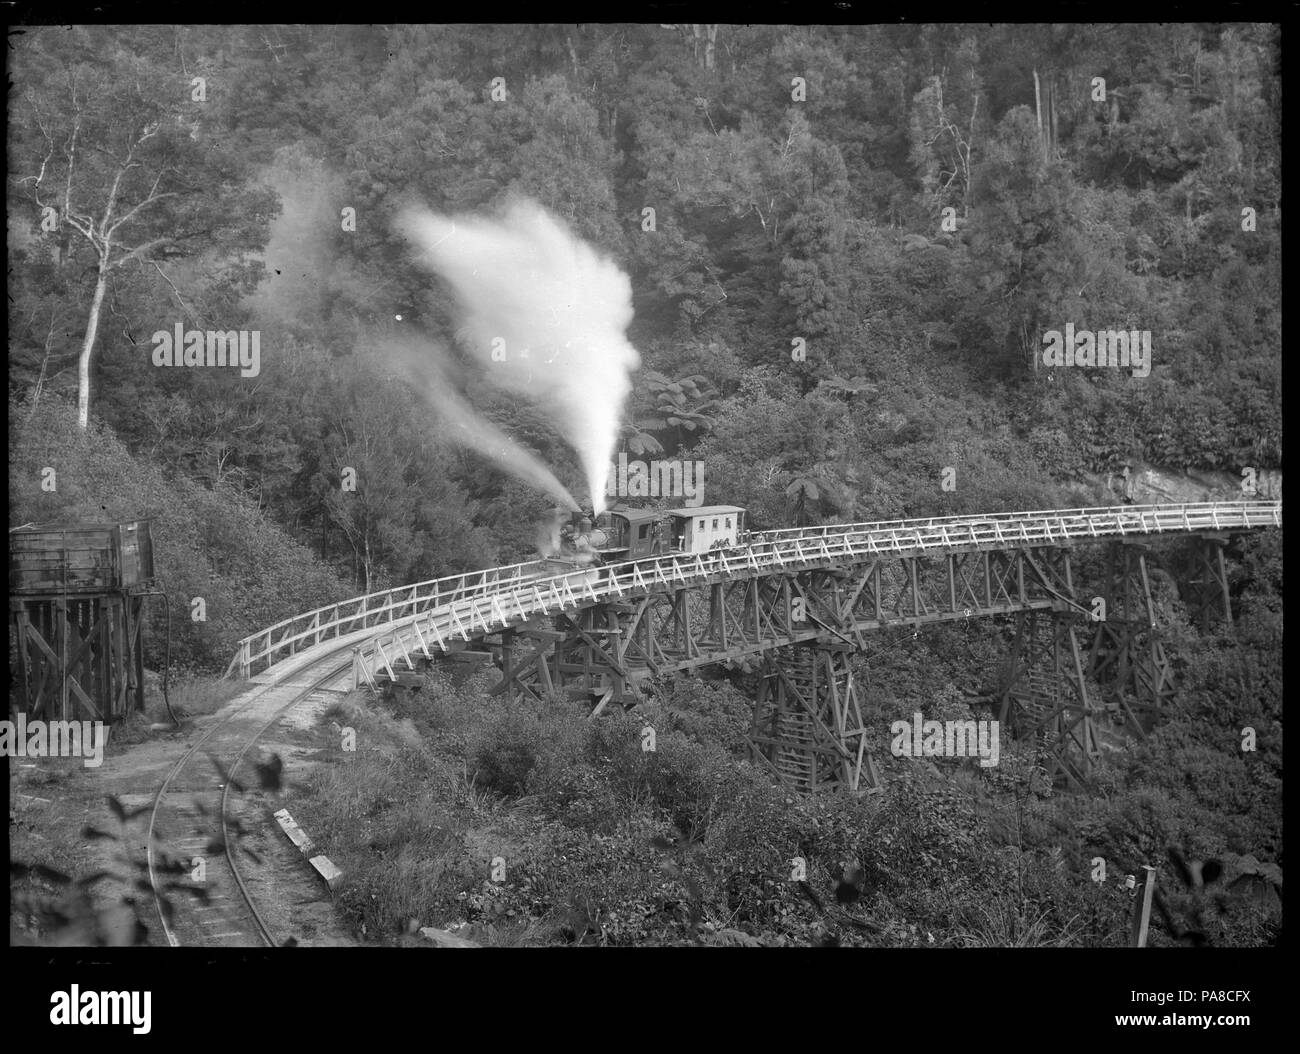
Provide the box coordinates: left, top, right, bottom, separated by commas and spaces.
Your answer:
470, 694, 587, 797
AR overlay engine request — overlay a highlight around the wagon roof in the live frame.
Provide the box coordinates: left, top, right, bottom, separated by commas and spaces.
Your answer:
664, 505, 746, 518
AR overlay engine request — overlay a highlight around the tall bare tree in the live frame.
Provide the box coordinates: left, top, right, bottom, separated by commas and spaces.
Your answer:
10, 26, 273, 428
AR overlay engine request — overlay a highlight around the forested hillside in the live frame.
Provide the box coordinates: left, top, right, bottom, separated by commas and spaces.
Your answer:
7, 24, 1282, 954
10, 24, 1279, 628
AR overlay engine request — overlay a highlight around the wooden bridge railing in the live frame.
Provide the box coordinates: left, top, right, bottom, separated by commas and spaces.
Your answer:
348, 501, 1281, 689
224, 558, 551, 679
752, 501, 1281, 542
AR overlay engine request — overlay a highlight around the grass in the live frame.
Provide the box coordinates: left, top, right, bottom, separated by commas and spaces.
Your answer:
108, 670, 248, 748
472, 915, 555, 947
298, 694, 478, 940
949, 899, 1083, 947
9, 764, 91, 883
157, 670, 246, 719
9, 759, 139, 945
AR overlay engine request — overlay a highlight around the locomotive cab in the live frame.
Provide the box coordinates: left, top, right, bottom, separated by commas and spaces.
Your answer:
616, 506, 668, 560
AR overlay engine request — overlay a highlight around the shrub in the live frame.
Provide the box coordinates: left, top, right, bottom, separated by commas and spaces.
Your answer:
644, 675, 754, 753
470, 695, 586, 797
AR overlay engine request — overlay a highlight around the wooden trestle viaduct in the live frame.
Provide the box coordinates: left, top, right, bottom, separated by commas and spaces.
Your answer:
226, 502, 1281, 793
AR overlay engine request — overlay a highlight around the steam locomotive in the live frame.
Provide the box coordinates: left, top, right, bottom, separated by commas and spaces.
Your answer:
549, 504, 748, 566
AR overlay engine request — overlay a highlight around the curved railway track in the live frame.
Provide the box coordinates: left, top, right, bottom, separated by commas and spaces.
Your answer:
145, 648, 354, 947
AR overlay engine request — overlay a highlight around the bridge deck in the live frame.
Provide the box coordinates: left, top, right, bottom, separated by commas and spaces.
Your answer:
226, 501, 1281, 688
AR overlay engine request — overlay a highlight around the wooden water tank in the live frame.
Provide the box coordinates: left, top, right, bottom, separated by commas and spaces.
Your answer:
9, 520, 155, 595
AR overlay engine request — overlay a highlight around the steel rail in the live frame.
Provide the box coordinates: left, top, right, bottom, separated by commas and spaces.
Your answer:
148, 644, 356, 946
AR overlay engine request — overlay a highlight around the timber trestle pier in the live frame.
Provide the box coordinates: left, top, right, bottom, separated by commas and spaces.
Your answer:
227, 502, 1281, 793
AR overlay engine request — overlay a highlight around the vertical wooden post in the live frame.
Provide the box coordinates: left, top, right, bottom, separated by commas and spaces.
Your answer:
131, 595, 145, 713
605, 609, 625, 699
119, 596, 131, 714
117, 596, 129, 714
499, 627, 515, 694
97, 597, 110, 718
749, 670, 767, 763
56, 596, 68, 722
536, 642, 554, 697
13, 607, 33, 715
582, 609, 594, 695
1130, 865, 1156, 947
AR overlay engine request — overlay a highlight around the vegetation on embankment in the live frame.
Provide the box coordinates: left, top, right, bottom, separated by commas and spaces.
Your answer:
296, 530, 1281, 947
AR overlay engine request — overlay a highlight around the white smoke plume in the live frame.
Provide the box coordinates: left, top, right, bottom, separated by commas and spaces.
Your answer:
382, 336, 581, 511
397, 198, 640, 515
